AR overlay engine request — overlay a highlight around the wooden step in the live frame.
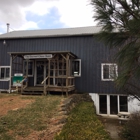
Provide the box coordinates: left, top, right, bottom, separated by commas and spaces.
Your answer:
22, 92, 43, 95
23, 87, 43, 92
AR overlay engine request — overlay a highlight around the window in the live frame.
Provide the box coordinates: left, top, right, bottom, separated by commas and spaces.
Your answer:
98, 94, 128, 115
119, 96, 128, 112
101, 63, 118, 81
72, 59, 81, 77
0, 66, 10, 81
23, 60, 34, 76
99, 95, 107, 114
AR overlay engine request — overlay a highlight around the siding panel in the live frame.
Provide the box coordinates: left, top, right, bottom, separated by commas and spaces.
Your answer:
0, 36, 117, 93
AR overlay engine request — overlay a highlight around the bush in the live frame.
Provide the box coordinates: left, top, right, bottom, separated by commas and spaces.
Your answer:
121, 111, 140, 140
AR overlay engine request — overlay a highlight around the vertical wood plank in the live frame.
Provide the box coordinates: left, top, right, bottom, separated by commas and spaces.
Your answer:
26, 59, 28, 87
9, 55, 13, 93
44, 60, 46, 95
48, 59, 50, 86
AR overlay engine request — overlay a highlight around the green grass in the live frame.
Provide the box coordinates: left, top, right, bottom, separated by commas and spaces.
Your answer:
0, 95, 62, 140
55, 102, 111, 140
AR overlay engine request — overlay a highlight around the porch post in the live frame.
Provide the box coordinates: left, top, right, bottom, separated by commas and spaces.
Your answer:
44, 60, 46, 95
48, 59, 50, 94
26, 59, 29, 87
21, 57, 24, 93
9, 55, 12, 93
66, 53, 69, 96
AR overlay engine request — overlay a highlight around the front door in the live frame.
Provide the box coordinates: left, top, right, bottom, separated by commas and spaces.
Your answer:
36, 61, 44, 85
35, 60, 49, 85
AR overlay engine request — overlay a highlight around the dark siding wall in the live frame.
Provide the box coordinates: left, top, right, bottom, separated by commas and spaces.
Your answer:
0, 35, 117, 93
0, 81, 9, 89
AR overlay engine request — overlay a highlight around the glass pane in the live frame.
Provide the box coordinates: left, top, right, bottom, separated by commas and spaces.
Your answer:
110, 95, 118, 114
6, 68, 10, 78
99, 95, 107, 114
109, 65, 116, 79
0, 68, 5, 79
36, 61, 44, 84
73, 61, 80, 76
24, 61, 27, 75
119, 96, 128, 112
28, 62, 33, 75
103, 65, 109, 79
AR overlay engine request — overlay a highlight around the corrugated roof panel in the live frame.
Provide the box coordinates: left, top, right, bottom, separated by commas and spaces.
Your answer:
0, 26, 102, 39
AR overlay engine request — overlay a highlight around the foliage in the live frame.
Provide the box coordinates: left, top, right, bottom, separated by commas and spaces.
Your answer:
120, 111, 140, 140
91, 0, 140, 99
55, 102, 111, 140
0, 95, 61, 139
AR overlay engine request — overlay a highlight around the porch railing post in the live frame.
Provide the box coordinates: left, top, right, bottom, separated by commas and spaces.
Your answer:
44, 60, 46, 95
26, 59, 29, 87
9, 55, 13, 93
66, 53, 69, 96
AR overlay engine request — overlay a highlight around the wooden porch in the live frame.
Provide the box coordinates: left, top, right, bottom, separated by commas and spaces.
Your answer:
9, 51, 77, 95
21, 85, 75, 95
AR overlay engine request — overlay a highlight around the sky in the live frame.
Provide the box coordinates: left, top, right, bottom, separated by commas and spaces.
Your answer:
0, 0, 96, 34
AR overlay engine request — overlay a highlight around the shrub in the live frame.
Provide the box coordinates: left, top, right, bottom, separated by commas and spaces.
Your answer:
121, 111, 140, 140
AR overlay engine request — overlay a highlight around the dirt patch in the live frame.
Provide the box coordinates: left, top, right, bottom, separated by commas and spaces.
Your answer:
0, 94, 34, 116
15, 98, 67, 140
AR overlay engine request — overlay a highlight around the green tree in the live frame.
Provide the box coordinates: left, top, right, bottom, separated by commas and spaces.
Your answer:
91, 0, 140, 101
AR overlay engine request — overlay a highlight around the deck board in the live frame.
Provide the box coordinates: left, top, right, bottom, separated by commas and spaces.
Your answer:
22, 86, 75, 93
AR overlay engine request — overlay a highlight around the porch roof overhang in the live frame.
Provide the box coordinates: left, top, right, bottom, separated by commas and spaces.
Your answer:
8, 51, 77, 59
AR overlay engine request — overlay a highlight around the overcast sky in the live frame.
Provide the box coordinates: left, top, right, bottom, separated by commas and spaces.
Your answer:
0, 0, 96, 34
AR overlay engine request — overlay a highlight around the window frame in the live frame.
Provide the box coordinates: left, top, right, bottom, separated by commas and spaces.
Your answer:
0, 66, 11, 81
23, 60, 34, 77
98, 94, 128, 115
101, 63, 118, 81
73, 59, 81, 77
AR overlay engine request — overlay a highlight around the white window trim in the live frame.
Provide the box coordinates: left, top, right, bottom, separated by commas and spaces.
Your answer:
73, 59, 81, 77
23, 60, 34, 77
0, 66, 11, 81
101, 63, 118, 81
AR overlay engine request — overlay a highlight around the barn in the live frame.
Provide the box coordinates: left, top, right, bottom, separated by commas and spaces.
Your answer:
0, 26, 139, 116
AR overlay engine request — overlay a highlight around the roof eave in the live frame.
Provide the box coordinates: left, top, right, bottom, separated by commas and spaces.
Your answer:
0, 33, 99, 39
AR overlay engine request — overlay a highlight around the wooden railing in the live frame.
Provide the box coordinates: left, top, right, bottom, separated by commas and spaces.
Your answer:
20, 76, 28, 93
41, 76, 49, 95
41, 76, 48, 84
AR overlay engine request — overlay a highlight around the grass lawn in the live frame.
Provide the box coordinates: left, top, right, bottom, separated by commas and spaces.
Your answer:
55, 102, 111, 140
0, 95, 62, 140
0, 94, 111, 140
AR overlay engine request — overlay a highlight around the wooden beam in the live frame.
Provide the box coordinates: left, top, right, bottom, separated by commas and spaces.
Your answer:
44, 61, 46, 95
9, 55, 12, 93
26, 59, 28, 87
66, 54, 69, 87
68, 52, 76, 58
48, 59, 50, 86
52, 54, 56, 58
12, 55, 18, 61
61, 54, 66, 60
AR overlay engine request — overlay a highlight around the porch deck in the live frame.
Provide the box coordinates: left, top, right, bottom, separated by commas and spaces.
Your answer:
23, 86, 75, 92
21, 85, 75, 95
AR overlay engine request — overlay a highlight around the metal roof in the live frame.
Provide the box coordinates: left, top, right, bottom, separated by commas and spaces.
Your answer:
0, 26, 102, 39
